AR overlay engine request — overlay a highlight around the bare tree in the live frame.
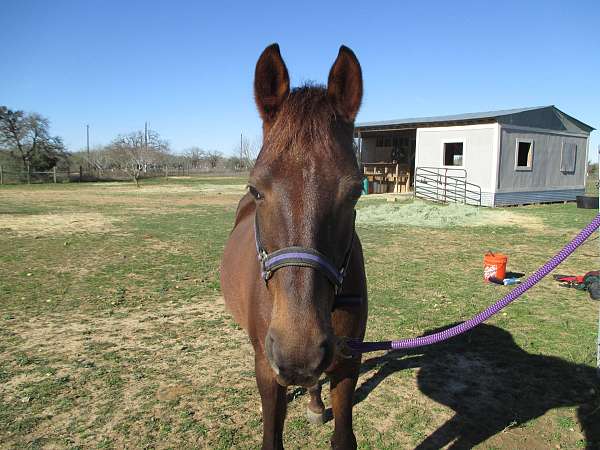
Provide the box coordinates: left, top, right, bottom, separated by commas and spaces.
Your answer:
87, 146, 114, 174
71, 145, 114, 175
108, 129, 170, 187
0, 106, 68, 171
184, 146, 207, 169
239, 136, 259, 170
206, 150, 223, 169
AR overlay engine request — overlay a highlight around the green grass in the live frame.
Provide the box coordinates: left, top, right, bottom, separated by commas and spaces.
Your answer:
0, 178, 598, 449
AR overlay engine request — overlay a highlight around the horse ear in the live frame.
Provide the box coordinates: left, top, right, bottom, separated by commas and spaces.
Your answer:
327, 45, 363, 122
254, 43, 290, 123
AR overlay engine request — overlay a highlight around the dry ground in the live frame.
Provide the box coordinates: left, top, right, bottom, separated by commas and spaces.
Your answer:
1, 177, 598, 449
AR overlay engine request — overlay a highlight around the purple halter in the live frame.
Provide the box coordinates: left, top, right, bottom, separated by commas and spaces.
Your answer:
254, 211, 355, 294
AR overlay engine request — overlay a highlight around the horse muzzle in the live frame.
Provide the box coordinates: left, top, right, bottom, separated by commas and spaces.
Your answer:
265, 330, 334, 387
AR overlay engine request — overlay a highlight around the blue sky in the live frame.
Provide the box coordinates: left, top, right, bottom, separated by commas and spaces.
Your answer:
1, 0, 598, 159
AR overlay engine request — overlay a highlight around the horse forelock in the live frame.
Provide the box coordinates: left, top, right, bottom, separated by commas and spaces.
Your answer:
257, 84, 348, 167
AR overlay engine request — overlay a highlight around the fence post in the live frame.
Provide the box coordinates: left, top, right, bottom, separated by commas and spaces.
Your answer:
165, 166, 168, 178
53, 166, 57, 183
0, 165, 3, 185
26, 162, 31, 184
79, 165, 82, 183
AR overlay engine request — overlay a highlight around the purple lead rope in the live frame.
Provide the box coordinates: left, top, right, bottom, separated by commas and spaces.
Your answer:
349, 213, 600, 353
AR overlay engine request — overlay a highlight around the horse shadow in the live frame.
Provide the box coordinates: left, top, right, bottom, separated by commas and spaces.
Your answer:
353, 323, 600, 449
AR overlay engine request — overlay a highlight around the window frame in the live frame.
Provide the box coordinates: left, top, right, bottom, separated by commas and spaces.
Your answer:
514, 139, 534, 172
441, 140, 465, 168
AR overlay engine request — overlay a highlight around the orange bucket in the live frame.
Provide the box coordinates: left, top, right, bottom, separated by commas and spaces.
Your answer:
483, 252, 507, 281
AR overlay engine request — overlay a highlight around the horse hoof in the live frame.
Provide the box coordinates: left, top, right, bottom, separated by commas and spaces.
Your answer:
306, 407, 324, 425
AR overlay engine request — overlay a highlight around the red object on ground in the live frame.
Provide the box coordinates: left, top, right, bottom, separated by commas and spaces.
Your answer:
484, 252, 508, 281
556, 275, 585, 283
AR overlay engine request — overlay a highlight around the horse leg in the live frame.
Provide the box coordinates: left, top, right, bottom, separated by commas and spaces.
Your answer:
306, 382, 325, 425
329, 358, 360, 450
255, 351, 287, 450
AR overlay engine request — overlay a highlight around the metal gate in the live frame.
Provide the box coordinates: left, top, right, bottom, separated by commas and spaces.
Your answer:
414, 166, 482, 206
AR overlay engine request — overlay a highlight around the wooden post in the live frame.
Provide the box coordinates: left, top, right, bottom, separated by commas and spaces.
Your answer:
79, 165, 82, 182
26, 162, 31, 185
165, 166, 168, 178
357, 131, 362, 165
53, 166, 57, 183
0, 165, 3, 185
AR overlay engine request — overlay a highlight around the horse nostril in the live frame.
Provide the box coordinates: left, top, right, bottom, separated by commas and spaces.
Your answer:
266, 331, 333, 383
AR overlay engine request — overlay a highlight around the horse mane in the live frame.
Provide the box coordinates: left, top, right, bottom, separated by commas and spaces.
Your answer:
260, 84, 342, 163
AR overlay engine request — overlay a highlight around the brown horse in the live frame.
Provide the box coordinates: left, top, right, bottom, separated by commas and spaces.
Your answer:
220, 43, 368, 449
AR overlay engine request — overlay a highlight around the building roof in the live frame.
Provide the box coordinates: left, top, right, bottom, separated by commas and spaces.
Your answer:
355, 105, 595, 134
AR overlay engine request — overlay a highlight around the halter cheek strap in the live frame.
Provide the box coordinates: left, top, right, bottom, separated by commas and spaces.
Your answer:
254, 211, 355, 294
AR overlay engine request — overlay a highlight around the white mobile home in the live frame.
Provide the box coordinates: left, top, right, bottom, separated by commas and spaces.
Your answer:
355, 106, 594, 206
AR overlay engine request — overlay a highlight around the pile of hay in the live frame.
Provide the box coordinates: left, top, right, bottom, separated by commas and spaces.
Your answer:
356, 200, 533, 228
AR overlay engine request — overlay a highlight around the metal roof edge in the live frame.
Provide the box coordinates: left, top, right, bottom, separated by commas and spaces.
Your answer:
355, 105, 595, 133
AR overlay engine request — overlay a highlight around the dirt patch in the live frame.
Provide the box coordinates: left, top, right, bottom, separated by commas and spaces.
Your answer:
0, 184, 244, 209
2, 298, 257, 448
2, 293, 596, 448
156, 385, 192, 402
357, 200, 544, 230
101, 184, 246, 195
0, 212, 117, 236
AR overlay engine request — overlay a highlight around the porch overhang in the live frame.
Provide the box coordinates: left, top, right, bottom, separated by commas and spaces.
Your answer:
354, 118, 497, 136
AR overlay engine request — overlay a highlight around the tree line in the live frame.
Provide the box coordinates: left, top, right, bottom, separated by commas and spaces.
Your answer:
0, 106, 258, 185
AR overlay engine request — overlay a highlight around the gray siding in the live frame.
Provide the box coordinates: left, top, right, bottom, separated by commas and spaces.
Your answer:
481, 191, 495, 207
496, 127, 587, 192
494, 188, 585, 206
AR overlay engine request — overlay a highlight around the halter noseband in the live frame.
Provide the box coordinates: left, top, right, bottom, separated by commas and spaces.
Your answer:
254, 211, 355, 294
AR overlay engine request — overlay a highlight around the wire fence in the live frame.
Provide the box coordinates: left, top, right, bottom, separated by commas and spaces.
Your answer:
0, 165, 243, 185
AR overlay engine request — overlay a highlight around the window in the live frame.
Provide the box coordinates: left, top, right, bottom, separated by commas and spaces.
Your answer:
560, 142, 577, 173
443, 142, 463, 166
515, 140, 533, 170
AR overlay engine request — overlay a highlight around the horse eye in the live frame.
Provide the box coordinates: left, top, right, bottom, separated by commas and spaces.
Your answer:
248, 185, 264, 200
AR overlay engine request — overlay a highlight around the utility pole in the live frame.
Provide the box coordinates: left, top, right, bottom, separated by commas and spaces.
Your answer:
86, 124, 90, 169
144, 122, 149, 175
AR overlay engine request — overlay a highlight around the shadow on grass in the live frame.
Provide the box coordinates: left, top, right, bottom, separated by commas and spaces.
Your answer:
504, 271, 525, 279
355, 323, 600, 449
